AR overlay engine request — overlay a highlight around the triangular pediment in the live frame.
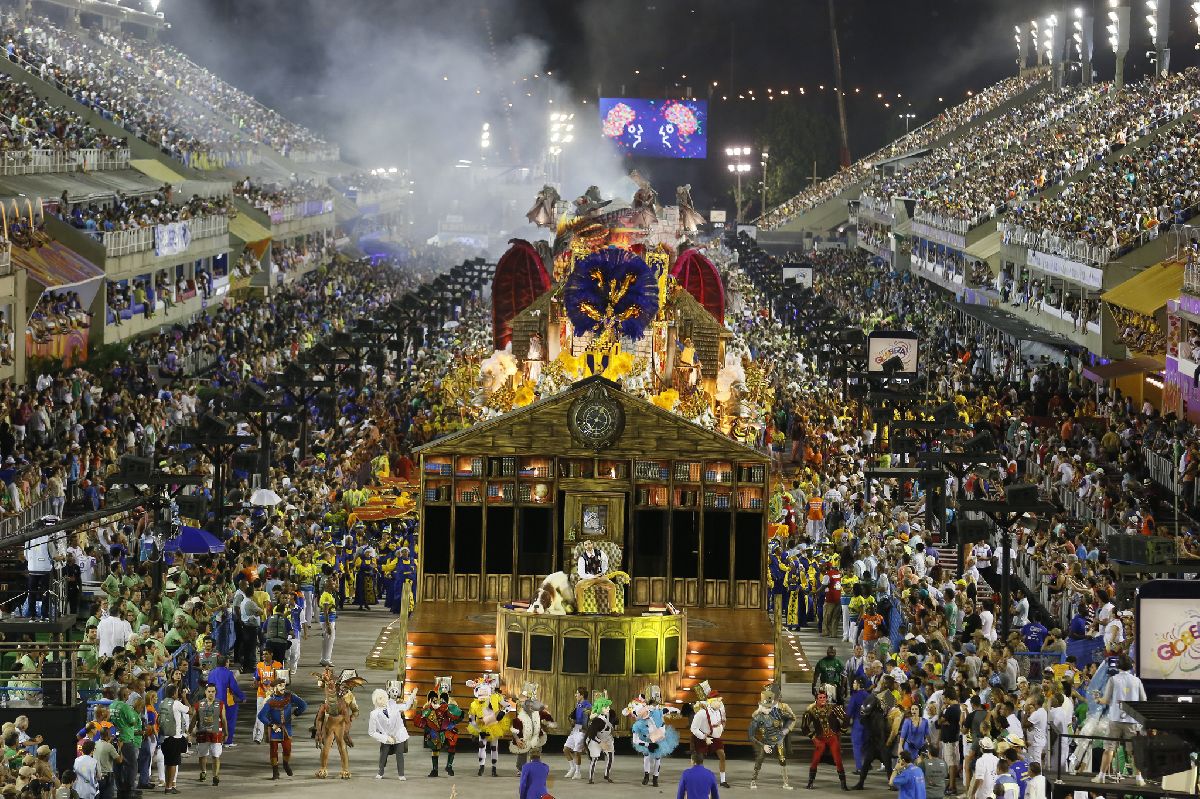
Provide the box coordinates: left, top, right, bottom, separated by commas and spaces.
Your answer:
416, 375, 766, 462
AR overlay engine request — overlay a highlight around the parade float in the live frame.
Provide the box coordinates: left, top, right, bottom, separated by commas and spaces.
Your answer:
404, 180, 776, 742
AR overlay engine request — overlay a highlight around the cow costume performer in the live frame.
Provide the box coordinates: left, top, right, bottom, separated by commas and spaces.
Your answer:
626, 686, 680, 787
799, 689, 849, 790
690, 681, 730, 788
584, 692, 619, 784
415, 677, 464, 777
510, 682, 555, 773
748, 685, 796, 790
466, 672, 511, 777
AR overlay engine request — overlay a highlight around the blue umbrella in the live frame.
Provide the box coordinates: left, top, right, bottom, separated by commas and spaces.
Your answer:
164, 525, 225, 554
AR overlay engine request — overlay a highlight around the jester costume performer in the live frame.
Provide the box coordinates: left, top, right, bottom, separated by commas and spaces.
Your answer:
509, 683, 556, 773
416, 687, 464, 777
466, 673, 511, 777
799, 690, 849, 790
748, 686, 796, 790
584, 692, 618, 784
256, 674, 307, 780
627, 687, 680, 787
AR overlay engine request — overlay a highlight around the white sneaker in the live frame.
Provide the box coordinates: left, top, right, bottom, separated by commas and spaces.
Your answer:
572, 770, 582, 780
1091, 774, 1106, 784
398, 776, 407, 781
375, 774, 384, 780
565, 767, 575, 778
1134, 776, 1145, 786
750, 781, 758, 790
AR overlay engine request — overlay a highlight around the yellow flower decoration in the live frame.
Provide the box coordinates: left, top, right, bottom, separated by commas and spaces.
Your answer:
601, 350, 635, 381
557, 350, 583, 378
513, 382, 536, 408
651, 388, 680, 411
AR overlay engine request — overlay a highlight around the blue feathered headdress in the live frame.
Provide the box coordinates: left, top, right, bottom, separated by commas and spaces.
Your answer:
563, 247, 660, 343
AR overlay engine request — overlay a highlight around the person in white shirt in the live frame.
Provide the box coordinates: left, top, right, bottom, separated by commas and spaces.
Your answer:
97, 606, 133, 658
24, 532, 61, 619
1025, 762, 1047, 799
968, 737, 1000, 799
1103, 613, 1126, 652
972, 543, 992, 571
1026, 693, 1049, 766
1048, 694, 1073, 773
1011, 590, 1030, 629
980, 602, 997, 643
1095, 655, 1148, 785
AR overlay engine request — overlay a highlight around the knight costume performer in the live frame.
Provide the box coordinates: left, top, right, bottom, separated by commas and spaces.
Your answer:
748, 685, 796, 790
584, 692, 618, 784
799, 689, 849, 790
415, 679, 465, 777
526, 185, 561, 228
627, 686, 680, 787
562, 687, 591, 779
690, 681, 730, 787
510, 682, 556, 773
466, 672, 512, 777
675, 184, 706, 233
629, 171, 659, 228
255, 671, 307, 780
368, 683, 415, 780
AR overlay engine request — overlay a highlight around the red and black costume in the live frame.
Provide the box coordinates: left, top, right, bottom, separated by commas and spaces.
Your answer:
799, 694, 849, 790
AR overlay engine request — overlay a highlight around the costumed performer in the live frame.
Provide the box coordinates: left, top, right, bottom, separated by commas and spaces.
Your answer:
562, 687, 591, 780
689, 682, 729, 788
416, 680, 465, 777
575, 540, 618, 612
584, 691, 618, 784
800, 689, 849, 790
510, 682, 556, 774
466, 673, 512, 777
368, 683, 416, 780
749, 684, 796, 790
627, 686, 680, 787
256, 671, 307, 780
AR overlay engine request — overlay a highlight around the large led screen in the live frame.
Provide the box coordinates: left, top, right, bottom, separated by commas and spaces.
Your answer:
598, 98, 708, 159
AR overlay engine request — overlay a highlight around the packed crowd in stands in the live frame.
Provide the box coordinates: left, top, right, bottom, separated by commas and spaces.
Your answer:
0, 72, 124, 153
723, 237, 1180, 796
27, 290, 89, 344
2, 14, 255, 169
758, 72, 1045, 230
866, 69, 1200, 230
1005, 108, 1200, 259
95, 30, 338, 160
54, 187, 232, 236
233, 177, 335, 214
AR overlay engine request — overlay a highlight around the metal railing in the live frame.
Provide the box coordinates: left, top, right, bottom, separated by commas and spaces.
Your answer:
189, 214, 230, 240
288, 144, 341, 163
999, 221, 1115, 266
0, 496, 55, 545
101, 225, 154, 257
0, 147, 130, 176
913, 208, 975, 236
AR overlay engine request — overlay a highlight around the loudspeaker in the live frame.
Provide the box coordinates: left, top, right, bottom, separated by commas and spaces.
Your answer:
956, 519, 991, 544
1134, 733, 1193, 779
119, 455, 153, 480
40, 660, 68, 707
1005, 485, 1040, 505
231, 450, 262, 472
176, 495, 207, 520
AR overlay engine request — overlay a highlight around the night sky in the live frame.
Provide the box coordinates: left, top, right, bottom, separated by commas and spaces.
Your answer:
158, 0, 1200, 214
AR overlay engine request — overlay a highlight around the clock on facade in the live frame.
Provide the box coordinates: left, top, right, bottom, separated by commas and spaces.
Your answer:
567, 384, 626, 450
